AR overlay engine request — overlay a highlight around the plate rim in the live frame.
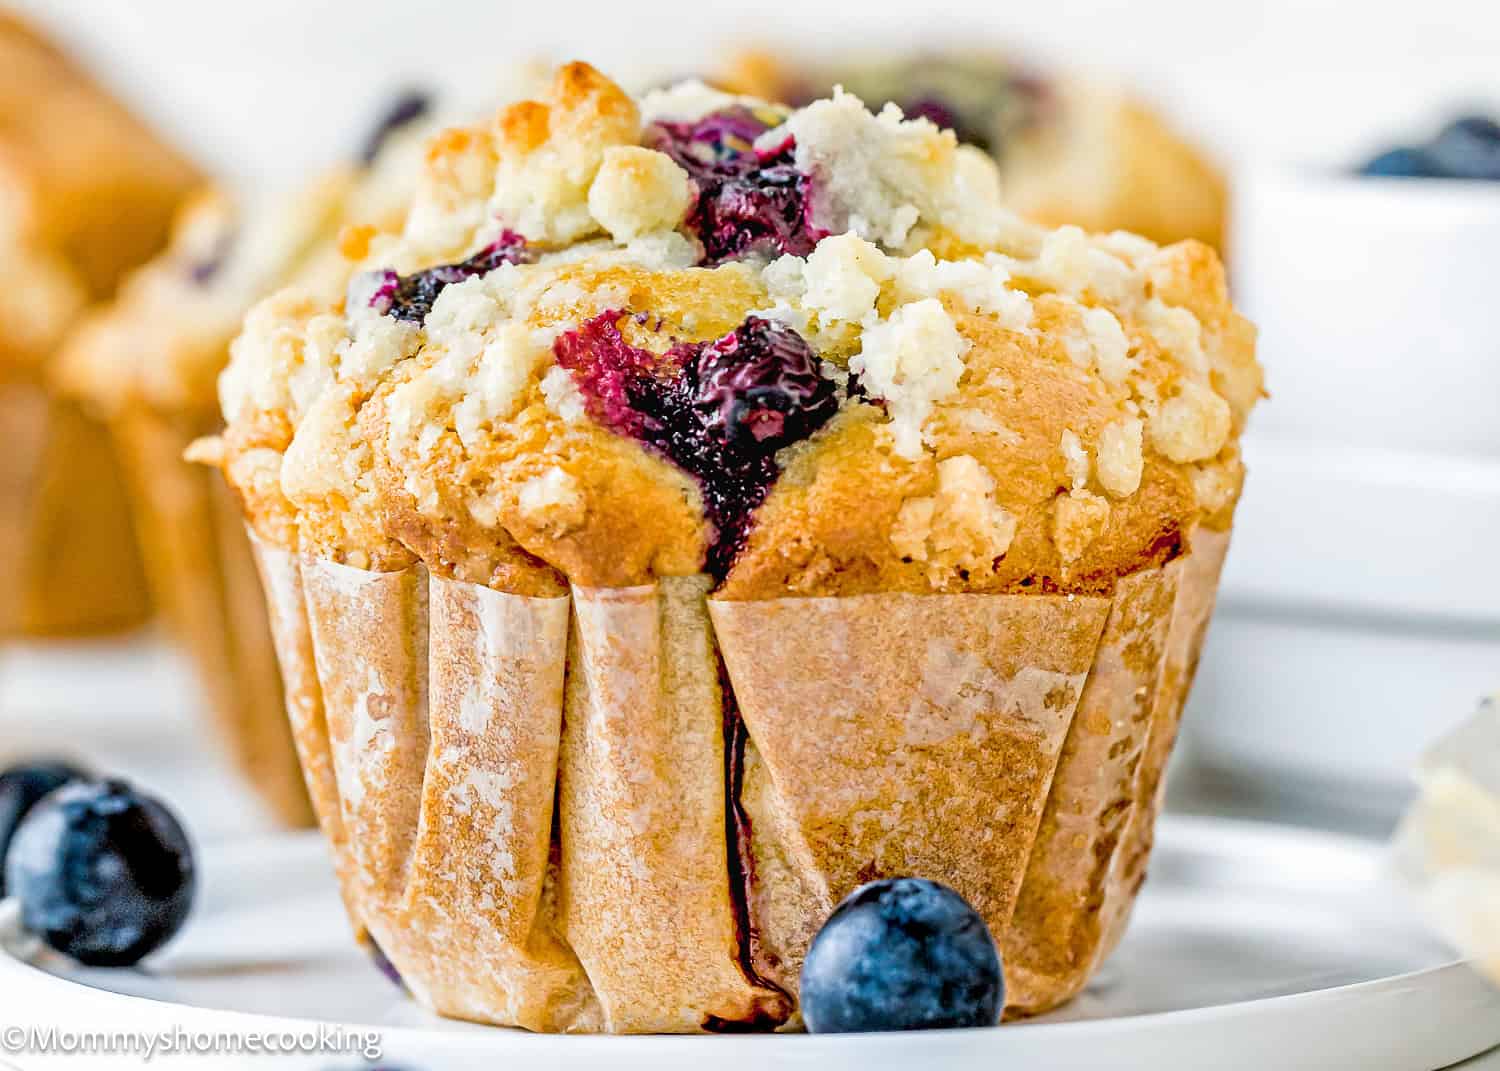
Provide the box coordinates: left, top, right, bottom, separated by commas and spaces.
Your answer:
0, 814, 1494, 1054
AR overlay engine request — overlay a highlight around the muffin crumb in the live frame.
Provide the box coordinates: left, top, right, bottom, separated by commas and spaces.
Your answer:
1096, 418, 1144, 498
891, 454, 1016, 584
588, 146, 694, 242
1053, 490, 1111, 563
851, 298, 969, 459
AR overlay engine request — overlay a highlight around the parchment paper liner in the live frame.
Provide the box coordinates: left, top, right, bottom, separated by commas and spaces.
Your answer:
0, 381, 150, 635
248, 526, 1230, 1031
112, 407, 311, 826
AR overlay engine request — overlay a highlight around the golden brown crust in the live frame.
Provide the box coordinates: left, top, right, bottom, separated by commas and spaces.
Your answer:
375, 264, 769, 589
721, 303, 1198, 600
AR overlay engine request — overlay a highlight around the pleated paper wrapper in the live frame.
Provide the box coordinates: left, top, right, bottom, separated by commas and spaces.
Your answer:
249, 526, 1231, 1033
112, 406, 312, 827
1394, 697, 1500, 986
0, 381, 151, 635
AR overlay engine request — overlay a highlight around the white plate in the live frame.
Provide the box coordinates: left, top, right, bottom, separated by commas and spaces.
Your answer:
1, 816, 1496, 1070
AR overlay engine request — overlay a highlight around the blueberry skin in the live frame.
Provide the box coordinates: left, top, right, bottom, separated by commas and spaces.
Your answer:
1427, 115, 1500, 179
799, 877, 1003, 1033
5, 780, 196, 967
0, 760, 88, 896
1359, 146, 1437, 178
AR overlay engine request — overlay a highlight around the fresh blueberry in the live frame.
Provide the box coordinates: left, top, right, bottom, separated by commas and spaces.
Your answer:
365, 231, 532, 324
800, 877, 1003, 1033
358, 88, 433, 166
1359, 146, 1437, 178
5, 779, 196, 967
1427, 115, 1500, 179
0, 760, 88, 897
645, 107, 823, 265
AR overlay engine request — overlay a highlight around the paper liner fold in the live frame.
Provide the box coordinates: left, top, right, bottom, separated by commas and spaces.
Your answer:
114, 409, 311, 826
709, 590, 1111, 999
562, 577, 788, 1031
1096, 528, 1232, 962
0, 383, 150, 636
246, 529, 1231, 1032
250, 538, 363, 923
1002, 563, 1180, 1014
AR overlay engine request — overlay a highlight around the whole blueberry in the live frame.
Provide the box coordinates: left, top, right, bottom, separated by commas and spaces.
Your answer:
5, 780, 196, 967
799, 877, 1003, 1033
1359, 146, 1436, 178
1427, 115, 1500, 179
0, 760, 88, 896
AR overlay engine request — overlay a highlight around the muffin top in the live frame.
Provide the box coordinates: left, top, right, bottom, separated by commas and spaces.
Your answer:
59, 93, 439, 417
213, 63, 1259, 600
715, 48, 1225, 250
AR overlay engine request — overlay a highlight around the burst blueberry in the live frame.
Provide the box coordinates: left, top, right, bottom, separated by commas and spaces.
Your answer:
645, 107, 823, 264
367, 231, 533, 324
690, 316, 838, 452
0, 760, 87, 896
5, 779, 196, 967
799, 877, 1004, 1033
553, 311, 838, 575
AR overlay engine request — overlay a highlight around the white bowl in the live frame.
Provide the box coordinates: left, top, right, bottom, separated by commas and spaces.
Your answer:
1183, 166, 1500, 820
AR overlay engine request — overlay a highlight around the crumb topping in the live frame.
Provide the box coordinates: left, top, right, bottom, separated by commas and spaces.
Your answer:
212, 62, 1260, 598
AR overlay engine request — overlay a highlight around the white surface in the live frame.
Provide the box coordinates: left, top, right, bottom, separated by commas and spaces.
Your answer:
0, 635, 279, 842
1184, 166, 1500, 799
1236, 171, 1500, 460
1, 817, 1497, 1070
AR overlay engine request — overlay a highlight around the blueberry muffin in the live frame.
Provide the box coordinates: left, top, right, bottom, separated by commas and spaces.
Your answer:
58, 93, 437, 826
0, 13, 200, 635
718, 49, 1227, 251
204, 63, 1259, 1032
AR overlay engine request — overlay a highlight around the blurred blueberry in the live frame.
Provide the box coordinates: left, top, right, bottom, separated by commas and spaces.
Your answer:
358, 88, 432, 166
800, 877, 1003, 1032
366, 936, 405, 990
0, 761, 88, 896
1359, 146, 1437, 177
5, 780, 195, 967
1427, 115, 1500, 179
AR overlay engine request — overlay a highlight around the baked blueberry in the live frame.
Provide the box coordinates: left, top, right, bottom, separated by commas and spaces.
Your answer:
0, 760, 88, 896
554, 311, 838, 576
5, 779, 196, 967
646, 107, 822, 264
800, 877, 1003, 1032
366, 230, 532, 324
691, 316, 838, 453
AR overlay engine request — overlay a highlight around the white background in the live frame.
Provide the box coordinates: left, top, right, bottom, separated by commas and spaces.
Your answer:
14, 0, 1500, 186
